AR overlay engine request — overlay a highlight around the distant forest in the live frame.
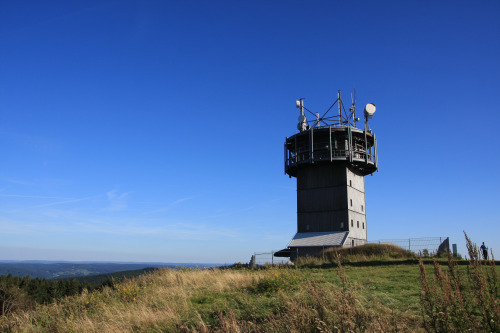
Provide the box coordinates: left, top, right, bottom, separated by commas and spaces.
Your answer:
0, 262, 217, 279
0, 268, 156, 315
0, 262, 164, 279
0, 262, 220, 315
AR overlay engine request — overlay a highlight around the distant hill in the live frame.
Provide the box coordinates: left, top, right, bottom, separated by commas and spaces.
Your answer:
0, 261, 220, 279
67, 267, 159, 285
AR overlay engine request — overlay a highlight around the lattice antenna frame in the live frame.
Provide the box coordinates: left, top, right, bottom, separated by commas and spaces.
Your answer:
297, 90, 360, 131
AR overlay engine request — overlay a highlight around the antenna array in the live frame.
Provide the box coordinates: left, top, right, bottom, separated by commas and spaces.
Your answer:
295, 90, 375, 132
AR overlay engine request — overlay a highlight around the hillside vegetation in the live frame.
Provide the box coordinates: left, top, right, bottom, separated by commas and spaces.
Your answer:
295, 243, 417, 266
0, 235, 498, 332
0, 263, 165, 280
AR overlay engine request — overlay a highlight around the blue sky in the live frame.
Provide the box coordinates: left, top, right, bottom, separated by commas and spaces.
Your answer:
1, 0, 499, 263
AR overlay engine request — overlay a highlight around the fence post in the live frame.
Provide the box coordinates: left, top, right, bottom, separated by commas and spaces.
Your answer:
271, 251, 274, 266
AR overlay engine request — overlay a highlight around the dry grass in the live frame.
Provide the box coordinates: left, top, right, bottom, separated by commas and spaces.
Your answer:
0, 268, 261, 332
1, 237, 497, 332
327, 243, 416, 262
0, 264, 423, 332
418, 232, 499, 332
293, 243, 416, 267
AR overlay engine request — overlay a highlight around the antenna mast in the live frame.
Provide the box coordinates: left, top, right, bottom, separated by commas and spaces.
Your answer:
351, 89, 357, 128
338, 90, 342, 126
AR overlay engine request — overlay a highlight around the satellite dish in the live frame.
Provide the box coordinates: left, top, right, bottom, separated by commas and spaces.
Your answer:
364, 103, 376, 119
297, 114, 308, 131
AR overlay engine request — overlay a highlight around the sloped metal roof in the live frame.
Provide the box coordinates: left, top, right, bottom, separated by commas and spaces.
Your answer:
274, 248, 292, 257
288, 231, 349, 247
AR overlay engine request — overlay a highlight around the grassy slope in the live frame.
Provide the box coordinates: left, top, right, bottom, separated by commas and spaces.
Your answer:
1, 258, 498, 332
323, 265, 422, 314
0, 264, 424, 331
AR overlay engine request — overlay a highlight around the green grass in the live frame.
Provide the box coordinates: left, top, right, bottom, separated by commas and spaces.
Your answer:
1, 242, 499, 332
171, 265, 403, 331
343, 265, 422, 313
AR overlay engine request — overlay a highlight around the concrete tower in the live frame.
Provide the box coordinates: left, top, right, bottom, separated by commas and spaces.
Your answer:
277, 91, 378, 260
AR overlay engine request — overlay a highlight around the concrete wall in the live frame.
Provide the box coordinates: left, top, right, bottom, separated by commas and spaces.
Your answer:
346, 167, 367, 240
297, 164, 348, 232
348, 211, 367, 239
345, 237, 367, 247
296, 163, 367, 241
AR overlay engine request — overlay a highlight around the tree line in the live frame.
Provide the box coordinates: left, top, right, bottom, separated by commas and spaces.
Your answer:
0, 273, 114, 315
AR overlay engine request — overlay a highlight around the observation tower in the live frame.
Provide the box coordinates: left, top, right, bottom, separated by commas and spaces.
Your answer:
276, 90, 378, 260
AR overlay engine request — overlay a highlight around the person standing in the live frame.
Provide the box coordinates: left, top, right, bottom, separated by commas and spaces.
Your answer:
480, 242, 488, 260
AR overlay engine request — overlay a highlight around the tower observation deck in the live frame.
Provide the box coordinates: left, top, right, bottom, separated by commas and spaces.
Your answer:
278, 90, 378, 260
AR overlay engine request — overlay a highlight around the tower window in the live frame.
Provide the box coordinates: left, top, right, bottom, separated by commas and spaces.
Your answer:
349, 180, 352, 187
350, 199, 352, 207
357, 221, 359, 228
362, 222, 365, 229
361, 205, 364, 212
340, 222, 344, 228
351, 219, 353, 227
306, 224, 310, 231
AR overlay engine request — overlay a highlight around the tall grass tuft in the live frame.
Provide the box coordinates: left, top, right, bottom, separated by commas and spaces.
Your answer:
419, 232, 499, 332
294, 243, 417, 267
197, 255, 408, 332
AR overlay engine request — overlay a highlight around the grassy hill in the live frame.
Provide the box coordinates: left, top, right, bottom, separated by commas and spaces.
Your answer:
1, 242, 498, 332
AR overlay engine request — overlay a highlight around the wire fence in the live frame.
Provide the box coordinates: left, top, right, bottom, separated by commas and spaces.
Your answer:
369, 237, 449, 255
252, 251, 290, 266
253, 237, 449, 264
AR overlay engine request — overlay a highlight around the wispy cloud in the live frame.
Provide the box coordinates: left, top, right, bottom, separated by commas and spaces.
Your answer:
206, 204, 258, 219
69, 218, 240, 241
145, 196, 196, 214
106, 190, 132, 211
0, 218, 74, 234
33, 196, 95, 208
0, 193, 73, 200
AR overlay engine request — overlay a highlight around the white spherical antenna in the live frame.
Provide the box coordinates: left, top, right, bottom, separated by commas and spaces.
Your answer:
296, 100, 301, 108
364, 103, 376, 119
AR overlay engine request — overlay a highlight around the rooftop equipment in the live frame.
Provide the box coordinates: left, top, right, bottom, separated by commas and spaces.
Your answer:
278, 90, 378, 260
